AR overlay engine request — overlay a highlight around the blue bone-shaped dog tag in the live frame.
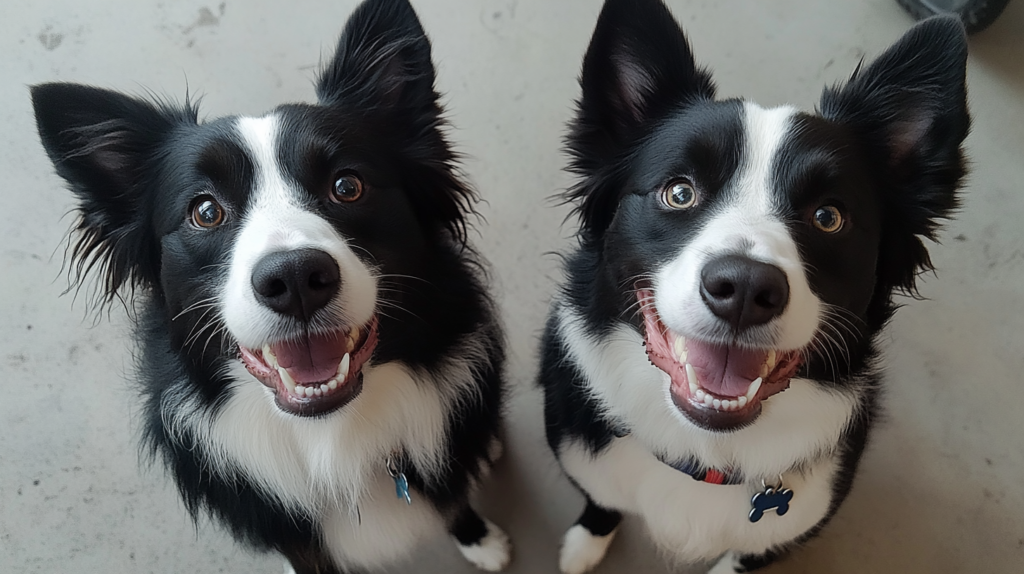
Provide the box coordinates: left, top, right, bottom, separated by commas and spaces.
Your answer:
749, 486, 793, 522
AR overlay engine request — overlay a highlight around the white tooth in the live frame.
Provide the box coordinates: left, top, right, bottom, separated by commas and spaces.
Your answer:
720, 400, 732, 411
695, 389, 706, 401
304, 386, 315, 398
689, 380, 698, 394
767, 350, 777, 371
320, 384, 329, 394
729, 400, 739, 410
713, 398, 722, 409
759, 364, 769, 379
703, 393, 714, 406
674, 337, 687, 362
278, 367, 296, 393
338, 372, 346, 384
263, 345, 278, 368
685, 363, 699, 390
738, 396, 748, 408
328, 379, 338, 390
746, 377, 763, 400
338, 353, 351, 378
294, 383, 305, 395
313, 387, 322, 397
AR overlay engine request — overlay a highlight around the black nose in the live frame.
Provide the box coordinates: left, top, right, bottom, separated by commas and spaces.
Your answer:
700, 254, 789, 331
251, 248, 340, 320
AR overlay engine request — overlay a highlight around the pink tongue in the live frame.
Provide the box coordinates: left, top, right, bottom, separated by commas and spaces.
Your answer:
272, 332, 347, 384
686, 340, 766, 397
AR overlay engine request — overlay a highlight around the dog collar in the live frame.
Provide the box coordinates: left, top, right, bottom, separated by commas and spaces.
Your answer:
658, 455, 744, 485
659, 455, 795, 522
617, 423, 743, 485
620, 426, 795, 521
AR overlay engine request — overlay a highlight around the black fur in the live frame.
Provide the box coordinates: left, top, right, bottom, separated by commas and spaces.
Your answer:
541, 0, 969, 571
540, 313, 622, 455
575, 498, 623, 538
564, 0, 717, 240
32, 0, 503, 571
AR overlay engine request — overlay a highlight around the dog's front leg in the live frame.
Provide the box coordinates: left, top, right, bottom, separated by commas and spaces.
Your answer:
559, 496, 623, 574
447, 502, 512, 571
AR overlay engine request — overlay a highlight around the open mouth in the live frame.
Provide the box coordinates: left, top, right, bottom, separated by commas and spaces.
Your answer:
637, 289, 802, 431
238, 316, 379, 416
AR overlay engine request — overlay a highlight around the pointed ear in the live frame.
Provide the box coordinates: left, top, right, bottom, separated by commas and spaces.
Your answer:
573, 0, 715, 151
820, 16, 970, 294
316, 0, 436, 115
316, 0, 476, 244
31, 83, 193, 303
567, 0, 715, 237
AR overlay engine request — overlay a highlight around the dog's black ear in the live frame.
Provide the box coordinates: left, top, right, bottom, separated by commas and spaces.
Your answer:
567, 0, 715, 237
31, 83, 193, 304
316, 0, 475, 243
316, 0, 435, 117
821, 16, 969, 295
574, 0, 714, 148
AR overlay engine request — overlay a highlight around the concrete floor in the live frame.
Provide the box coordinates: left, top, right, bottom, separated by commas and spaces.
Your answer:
2, 0, 1023, 572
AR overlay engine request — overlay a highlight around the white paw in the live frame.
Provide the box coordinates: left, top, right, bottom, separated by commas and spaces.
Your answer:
456, 519, 512, 572
559, 524, 618, 574
707, 551, 740, 574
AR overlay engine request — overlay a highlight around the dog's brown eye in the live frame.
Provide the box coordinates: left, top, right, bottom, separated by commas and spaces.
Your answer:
331, 172, 364, 203
812, 206, 843, 233
662, 180, 698, 210
192, 197, 224, 228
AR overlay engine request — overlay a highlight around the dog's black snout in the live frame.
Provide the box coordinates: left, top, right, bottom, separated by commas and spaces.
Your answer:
252, 249, 340, 320
700, 254, 789, 331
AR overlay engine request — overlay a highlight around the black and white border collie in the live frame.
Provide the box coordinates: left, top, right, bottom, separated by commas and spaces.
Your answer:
31, 0, 511, 572
540, 1, 969, 572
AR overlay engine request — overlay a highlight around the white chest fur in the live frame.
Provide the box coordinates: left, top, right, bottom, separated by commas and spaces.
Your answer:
321, 467, 446, 569
554, 305, 859, 559
560, 437, 838, 560
163, 357, 471, 570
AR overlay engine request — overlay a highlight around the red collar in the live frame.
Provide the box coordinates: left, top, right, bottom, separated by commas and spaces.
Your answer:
658, 455, 743, 485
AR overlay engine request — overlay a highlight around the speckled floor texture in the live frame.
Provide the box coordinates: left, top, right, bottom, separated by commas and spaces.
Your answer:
2, 1, 1023, 572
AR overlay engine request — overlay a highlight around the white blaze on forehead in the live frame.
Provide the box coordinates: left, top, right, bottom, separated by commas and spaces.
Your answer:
235, 115, 297, 209
713, 103, 806, 266
220, 114, 377, 348
733, 102, 798, 215
653, 102, 821, 350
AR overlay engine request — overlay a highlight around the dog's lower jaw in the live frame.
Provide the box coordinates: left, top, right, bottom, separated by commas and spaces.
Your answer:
239, 316, 379, 416
637, 289, 803, 431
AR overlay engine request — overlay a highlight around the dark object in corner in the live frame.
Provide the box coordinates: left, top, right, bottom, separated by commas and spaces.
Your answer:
897, 0, 1011, 34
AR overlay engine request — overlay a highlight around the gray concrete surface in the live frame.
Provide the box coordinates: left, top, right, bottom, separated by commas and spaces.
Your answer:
2, 0, 1023, 572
